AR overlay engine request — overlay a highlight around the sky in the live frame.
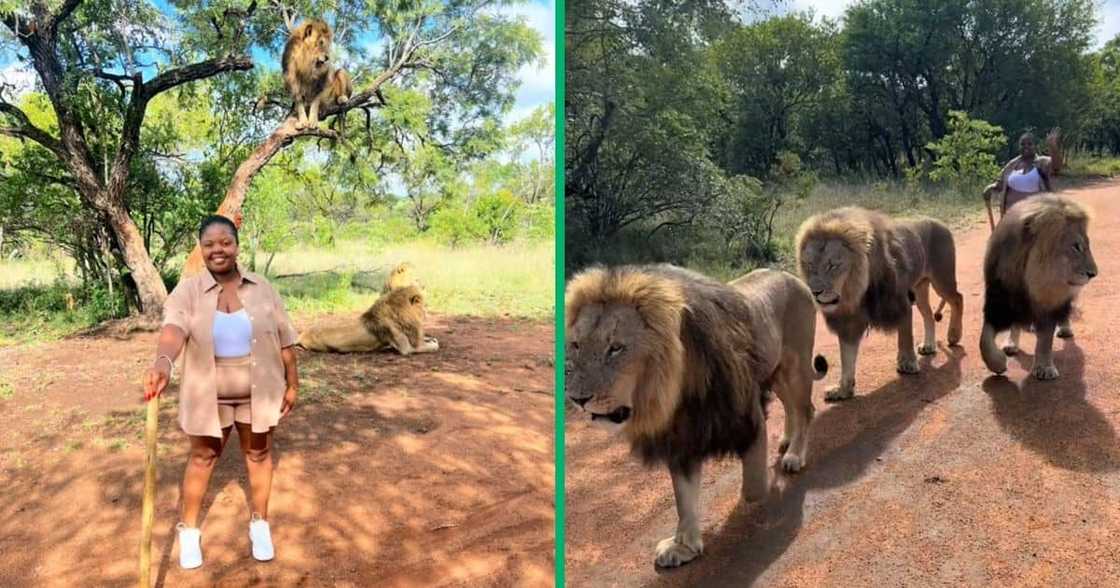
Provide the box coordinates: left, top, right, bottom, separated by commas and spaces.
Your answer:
786, 0, 1120, 49
0, 0, 556, 126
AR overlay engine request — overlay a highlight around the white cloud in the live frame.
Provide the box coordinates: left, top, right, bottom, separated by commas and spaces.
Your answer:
790, 0, 853, 21
0, 61, 36, 99
1096, 0, 1120, 48
788, 0, 1119, 48
502, 0, 555, 125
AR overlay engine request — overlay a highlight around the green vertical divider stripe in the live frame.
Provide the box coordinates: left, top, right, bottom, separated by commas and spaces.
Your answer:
554, 0, 566, 583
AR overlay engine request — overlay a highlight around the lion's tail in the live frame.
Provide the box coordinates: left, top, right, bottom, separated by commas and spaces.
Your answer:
933, 298, 948, 322
813, 354, 829, 381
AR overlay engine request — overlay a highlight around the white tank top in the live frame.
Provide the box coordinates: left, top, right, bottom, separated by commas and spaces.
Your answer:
1006, 166, 1042, 193
213, 309, 252, 358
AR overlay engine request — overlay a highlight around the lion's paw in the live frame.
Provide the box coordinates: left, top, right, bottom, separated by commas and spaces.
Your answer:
824, 385, 854, 403
897, 357, 920, 374
654, 536, 703, 568
1031, 364, 1060, 380
917, 343, 937, 356
781, 453, 804, 473
948, 326, 962, 346
1056, 325, 1074, 338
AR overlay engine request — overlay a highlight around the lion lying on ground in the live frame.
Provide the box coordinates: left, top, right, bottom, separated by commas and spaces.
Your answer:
796, 207, 964, 401
297, 285, 439, 355
980, 195, 1096, 380
565, 264, 827, 568
282, 19, 335, 129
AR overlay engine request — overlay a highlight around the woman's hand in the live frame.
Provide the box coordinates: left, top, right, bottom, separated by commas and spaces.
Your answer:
144, 362, 171, 401
280, 385, 298, 418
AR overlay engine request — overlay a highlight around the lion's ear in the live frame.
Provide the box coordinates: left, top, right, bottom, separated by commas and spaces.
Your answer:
304, 24, 316, 39
410, 294, 423, 305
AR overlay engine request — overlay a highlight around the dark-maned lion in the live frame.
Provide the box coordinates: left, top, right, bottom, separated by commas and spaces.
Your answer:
282, 19, 334, 129
796, 207, 964, 401
297, 285, 439, 355
980, 195, 1097, 379
565, 264, 827, 568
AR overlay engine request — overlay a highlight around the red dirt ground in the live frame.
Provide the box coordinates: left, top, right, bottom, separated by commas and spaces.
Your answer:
566, 179, 1120, 586
0, 314, 555, 587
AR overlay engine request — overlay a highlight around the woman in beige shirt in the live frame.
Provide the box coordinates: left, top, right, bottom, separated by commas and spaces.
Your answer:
143, 215, 300, 569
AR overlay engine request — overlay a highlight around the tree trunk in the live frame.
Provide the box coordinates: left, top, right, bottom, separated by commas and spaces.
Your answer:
104, 198, 168, 313
181, 120, 305, 278
264, 251, 277, 276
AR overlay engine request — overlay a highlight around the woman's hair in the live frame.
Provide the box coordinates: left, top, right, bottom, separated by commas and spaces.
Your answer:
198, 214, 239, 243
1019, 132, 1036, 145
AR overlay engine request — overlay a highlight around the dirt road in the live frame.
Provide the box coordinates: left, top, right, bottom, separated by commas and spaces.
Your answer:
0, 315, 554, 587
565, 179, 1120, 586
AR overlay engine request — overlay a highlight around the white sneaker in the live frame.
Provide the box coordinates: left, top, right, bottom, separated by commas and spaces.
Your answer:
177, 523, 203, 569
249, 513, 274, 561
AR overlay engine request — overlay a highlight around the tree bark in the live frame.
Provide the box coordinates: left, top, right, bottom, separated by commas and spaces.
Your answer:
2, 5, 252, 315
181, 120, 335, 278
181, 46, 411, 278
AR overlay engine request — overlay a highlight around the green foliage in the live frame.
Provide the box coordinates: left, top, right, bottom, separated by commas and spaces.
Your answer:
0, 279, 130, 345
430, 205, 486, 247
713, 14, 840, 175
927, 111, 1006, 193
1, 0, 549, 318
472, 190, 522, 244
567, 0, 1107, 274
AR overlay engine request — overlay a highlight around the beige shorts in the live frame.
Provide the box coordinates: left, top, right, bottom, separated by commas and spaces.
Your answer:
216, 355, 252, 429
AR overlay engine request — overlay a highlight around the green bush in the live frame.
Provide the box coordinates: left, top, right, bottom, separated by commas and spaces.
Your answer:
927, 111, 1006, 193
472, 190, 522, 244
521, 203, 555, 241
429, 206, 486, 247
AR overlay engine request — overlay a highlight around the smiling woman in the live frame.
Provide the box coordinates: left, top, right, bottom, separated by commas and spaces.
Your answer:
142, 214, 301, 569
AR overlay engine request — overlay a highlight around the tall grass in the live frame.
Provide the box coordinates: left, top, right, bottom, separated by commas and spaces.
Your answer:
0, 257, 75, 290
1062, 151, 1120, 179
269, 240, 554, 319
571, 179, 985, 281
0, 239, 554, 346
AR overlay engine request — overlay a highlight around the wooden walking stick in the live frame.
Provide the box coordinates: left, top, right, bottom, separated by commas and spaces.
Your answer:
139, 394, 159, 587
982, 181, 998, 231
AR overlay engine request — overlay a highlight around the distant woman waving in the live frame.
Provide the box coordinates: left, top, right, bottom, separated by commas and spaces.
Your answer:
991, 132, 1053, 215
143, 215, 300, 569
985, 131, 1075, 341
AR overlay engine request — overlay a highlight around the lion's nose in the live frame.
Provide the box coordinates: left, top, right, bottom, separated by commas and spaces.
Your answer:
569, 394, 591, 407
811, 289, 824, 297
1087, 269, 1098, 279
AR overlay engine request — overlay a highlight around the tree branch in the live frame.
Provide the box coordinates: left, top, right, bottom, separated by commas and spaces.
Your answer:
47, 0, 83, 36
0, 101, 65, 158
141, 55, 253, 100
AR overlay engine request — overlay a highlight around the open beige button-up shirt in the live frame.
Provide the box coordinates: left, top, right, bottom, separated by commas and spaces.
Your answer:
162, 264, 298, 438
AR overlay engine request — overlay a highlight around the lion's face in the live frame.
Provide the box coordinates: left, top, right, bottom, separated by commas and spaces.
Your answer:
301, 22, 332, 69
1054, 224, 1098, 291
406, 289, 427, 321
566, 303, 665, 430
798, 237, 866, 314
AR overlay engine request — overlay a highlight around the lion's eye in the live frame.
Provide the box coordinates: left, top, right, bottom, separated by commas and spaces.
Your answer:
608, 343, 625, 357
570, 341, 580, 351
1073, 242, 1083, 253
